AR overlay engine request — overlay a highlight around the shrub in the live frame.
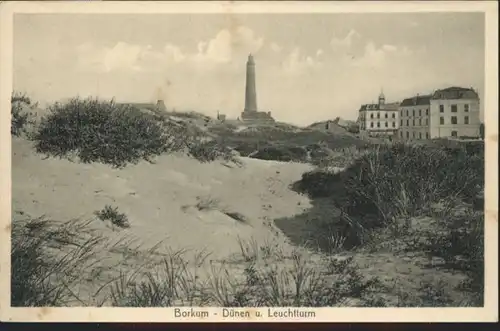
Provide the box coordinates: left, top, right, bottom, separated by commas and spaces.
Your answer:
250, 145, 308, 162
11, 92, 36, 136
32, 97, 179, 168
311, 146, 370, 168
95, 205, 130, 228
307, 143, 333, 164
294, 142, 484, 247
187, 138, 237, 163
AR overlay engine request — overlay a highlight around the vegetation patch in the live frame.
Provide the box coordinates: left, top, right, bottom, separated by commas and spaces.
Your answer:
187, 138, 238, 164
295, 142, 483, 229
11, 215, 104, 306
32, 98, 181, 168
278, 140, 485, 306
11, 92, 37, 137
95, 205, 130, 229
210, 124, 370, 161
250, 144, 308, 163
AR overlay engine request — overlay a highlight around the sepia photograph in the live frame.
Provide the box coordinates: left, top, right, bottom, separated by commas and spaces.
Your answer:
0, 0, 498, 323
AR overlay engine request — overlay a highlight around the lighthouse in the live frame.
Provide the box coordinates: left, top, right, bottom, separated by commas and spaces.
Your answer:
244, 54, 258, 113
240, 54, 275, 123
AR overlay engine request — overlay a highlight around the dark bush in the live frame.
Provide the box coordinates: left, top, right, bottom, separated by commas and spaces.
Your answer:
232, 141, 266, 157
11, 92, 36, 136
250, 145, 308, 162
95, 205, 130, 228
307, 143, 332, 160
299, 143, 483, 215
32, 98, 176, 168
294, 142, 485, 247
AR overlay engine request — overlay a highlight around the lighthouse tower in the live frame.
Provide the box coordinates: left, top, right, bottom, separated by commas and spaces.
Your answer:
240, 54, 275, 123
244, 54, 258, 113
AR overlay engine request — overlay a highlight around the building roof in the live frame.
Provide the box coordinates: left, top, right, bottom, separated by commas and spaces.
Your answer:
431, 86, 479, 100
384, 102, 400, 110
359, 102, 399, 111
400, 94, 432, 107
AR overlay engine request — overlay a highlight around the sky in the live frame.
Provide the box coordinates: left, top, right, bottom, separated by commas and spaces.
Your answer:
13, 13, 485, 126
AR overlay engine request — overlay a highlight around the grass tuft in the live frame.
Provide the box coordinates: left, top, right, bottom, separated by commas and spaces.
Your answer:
94, 205, 130, 229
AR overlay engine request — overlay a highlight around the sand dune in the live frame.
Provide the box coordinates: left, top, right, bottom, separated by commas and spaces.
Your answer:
11, 136, 313, 261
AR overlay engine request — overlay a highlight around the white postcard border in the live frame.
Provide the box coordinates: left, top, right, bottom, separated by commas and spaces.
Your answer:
0, 1, 497, 323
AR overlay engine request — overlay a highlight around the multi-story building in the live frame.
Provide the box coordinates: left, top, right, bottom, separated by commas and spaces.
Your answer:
429, 86, 481, 139
398, 94, 432, 140
399, 86, 481, 140
357, 92, 399, 139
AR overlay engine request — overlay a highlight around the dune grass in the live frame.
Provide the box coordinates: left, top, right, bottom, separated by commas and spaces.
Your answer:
11, 213, 383, 307
288, 140, 484, 305
29, 97, 236, 167
11, 216, 105, 306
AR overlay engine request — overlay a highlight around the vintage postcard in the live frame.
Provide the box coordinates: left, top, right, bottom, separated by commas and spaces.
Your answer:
0, 0, 498, 323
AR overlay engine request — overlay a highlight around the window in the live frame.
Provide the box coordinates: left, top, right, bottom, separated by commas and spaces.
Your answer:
370, 113, 374, 119
392, 113, 396, 118
385, 122, 388, 127
377, 112, 380, 119
385, 113, 388, 119
451, 116, 458, 124
464, 104, 469, 112
419, 119, 422, 126
400, 110, 403, 117
370, 122, 373, 128
464, 116, 469, 124
451, 131, 458, 137
413, 109, 415, 117
425, 118, 429, 125
419, 132, 422, 139
426, 109, 429, 116
400, 131, 403, 138
451, 105, 457, 112
413, 132, 415, 138
406, 120, 409, 126
392, 122, 396, 128
406, 110, 409, 116
419, 109, 422, 116
400, 119, 403, 126
406, 132, 409, 138
412, 119, 415, 126
426, 132, 429, 139
377, 122, 380, 127
440, 117, 444, 125
439, 105, 444, 113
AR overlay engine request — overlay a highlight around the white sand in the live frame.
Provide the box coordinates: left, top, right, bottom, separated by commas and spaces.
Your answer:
11, 136, 313, 261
